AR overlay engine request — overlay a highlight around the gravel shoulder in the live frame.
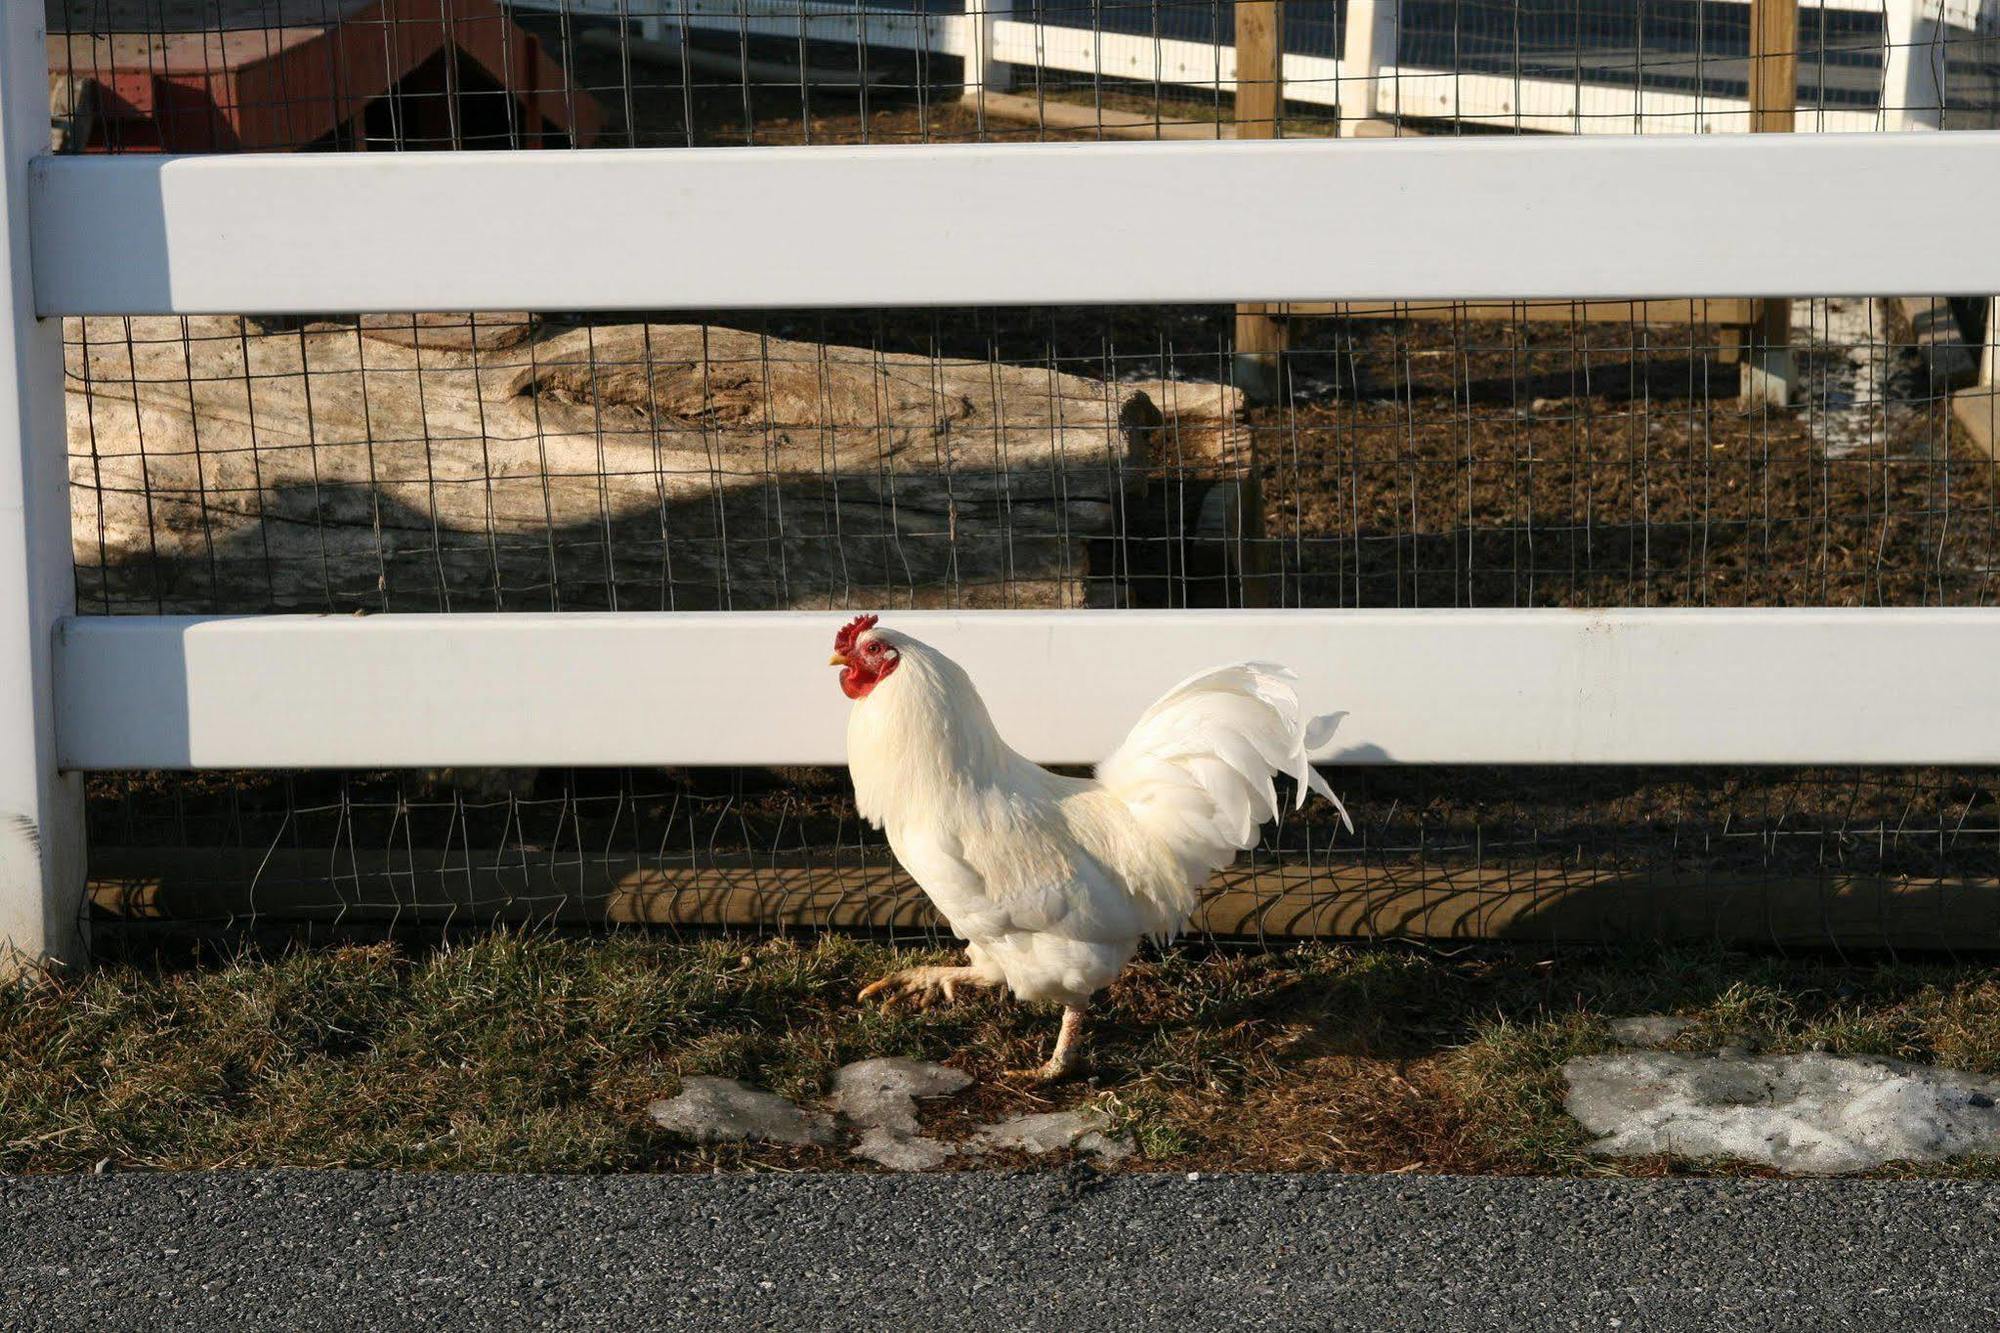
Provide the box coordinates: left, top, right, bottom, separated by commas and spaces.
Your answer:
5, 1171, 2000, 1331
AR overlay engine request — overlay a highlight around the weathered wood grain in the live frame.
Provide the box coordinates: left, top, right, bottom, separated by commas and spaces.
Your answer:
67, 316, 1245, 613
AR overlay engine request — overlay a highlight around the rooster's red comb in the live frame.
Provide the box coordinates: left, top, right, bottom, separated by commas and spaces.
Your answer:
834, 614, 879, 654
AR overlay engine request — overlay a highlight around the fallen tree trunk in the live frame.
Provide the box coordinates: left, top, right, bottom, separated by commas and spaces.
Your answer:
67, 315, 1248, 613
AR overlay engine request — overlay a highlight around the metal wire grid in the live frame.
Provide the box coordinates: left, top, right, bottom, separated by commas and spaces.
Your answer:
64, 302, 2000, 951
41, 0, 2000, 953
62, 304, 2000, 616
43, 0, 2000, 150
1393, 2, 1884, 102
83, 765, 2000, 957
65, 308, 1250, 614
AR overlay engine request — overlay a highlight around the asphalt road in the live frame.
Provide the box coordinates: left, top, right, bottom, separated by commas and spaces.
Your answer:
4, 1170, 1999, 1330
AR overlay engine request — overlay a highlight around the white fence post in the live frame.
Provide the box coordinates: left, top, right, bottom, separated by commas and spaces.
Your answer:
962, 0, 1014, 108
1881, 0, 1945, 131
0, 8, 84, 974
1340, 0, 1398, 130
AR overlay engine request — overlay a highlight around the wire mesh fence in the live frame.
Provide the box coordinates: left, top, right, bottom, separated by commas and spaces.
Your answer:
44, 0, 2000, 150
62, 302, 2000, 616
44, 0, 2000, 957
83, 764, 2000, 959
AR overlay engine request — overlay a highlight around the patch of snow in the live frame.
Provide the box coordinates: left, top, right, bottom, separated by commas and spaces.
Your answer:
828, 1057, 972, 1135
825, 1057, 972, 1173
851, 1126, 955, 1171
1565, 1050, 2000, 1174
1792, 298, 1924, 460
966, 1108, 1133, 1163
649, 1064, 1132, 1170
647, 1077, 837, 1147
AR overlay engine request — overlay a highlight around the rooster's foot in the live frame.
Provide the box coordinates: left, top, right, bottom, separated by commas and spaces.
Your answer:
1004, 1004, 1088, 1082
858, 965, 996, 1010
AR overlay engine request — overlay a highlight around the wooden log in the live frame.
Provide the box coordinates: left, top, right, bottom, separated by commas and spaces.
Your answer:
85, 845, 2000, 950
66, 317, 1244, 613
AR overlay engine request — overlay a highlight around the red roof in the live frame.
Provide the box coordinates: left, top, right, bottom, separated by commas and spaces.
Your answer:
50, 0, 603, 152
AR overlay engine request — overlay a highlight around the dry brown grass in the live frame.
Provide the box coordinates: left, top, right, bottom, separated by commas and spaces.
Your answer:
10, 933, 2000, 1177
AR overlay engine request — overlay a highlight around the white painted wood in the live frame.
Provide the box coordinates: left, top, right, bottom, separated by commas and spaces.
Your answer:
984, 21, 1346, 108
1371, 67, 1886, 135
1341, 0, 1400, 122
965, 0, 1012, 102
545, 0, 1892, 132
32, 131, 2000, 314
664, 0, 964, 55
1881, 0, 1947, 131
0, 7, 84, 970
53, 609, 2000, 770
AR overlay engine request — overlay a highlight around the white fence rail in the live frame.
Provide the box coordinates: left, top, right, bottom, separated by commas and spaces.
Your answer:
33, 131, 2000, 313
525, 0, 1955, 133
5, 8, 2000, 966
55, 610, 2000, 769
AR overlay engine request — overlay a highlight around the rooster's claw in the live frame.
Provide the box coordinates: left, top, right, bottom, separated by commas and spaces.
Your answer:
858, 965, 991, 1010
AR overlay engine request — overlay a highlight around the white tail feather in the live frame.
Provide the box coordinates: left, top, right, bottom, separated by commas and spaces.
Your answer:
1096, 663, 1353, 887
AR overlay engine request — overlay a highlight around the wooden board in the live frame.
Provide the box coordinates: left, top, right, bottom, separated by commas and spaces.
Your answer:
1229, 0, 1288, 408
40, 136, 2000, 314
86, 845, 2000, 950
58, 609, 2000, 770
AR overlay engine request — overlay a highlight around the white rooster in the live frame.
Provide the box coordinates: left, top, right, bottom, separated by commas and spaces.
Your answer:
830, 614, 1351, 1080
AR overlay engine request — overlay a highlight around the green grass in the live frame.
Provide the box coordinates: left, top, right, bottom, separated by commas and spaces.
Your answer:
8, 932, 2000, 1175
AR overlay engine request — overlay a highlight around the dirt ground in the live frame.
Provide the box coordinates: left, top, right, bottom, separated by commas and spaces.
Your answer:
525, 33, 1999, 614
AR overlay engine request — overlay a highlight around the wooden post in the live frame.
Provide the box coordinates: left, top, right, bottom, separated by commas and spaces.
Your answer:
961, 0, 1013, 111
0, 6, 86, 974
1235, 0, 1283, 140
1743, 0, 1797, 407
1231, 0, 1284, 603
1233, 0, 1286, 407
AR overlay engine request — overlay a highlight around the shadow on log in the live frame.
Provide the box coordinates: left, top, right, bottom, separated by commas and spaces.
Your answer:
67, 315, 1253, 613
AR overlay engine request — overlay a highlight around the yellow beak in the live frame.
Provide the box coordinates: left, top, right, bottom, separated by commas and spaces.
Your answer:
828, 652, 849, 667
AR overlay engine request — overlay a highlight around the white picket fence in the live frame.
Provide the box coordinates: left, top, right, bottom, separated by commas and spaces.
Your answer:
6, 7, 2000, 969
521, 0, 1960, 133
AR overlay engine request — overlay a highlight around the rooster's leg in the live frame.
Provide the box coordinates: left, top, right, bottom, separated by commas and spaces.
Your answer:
858, 964, 998, 1009
1007, 1004, 1088, 1082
